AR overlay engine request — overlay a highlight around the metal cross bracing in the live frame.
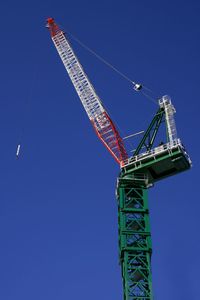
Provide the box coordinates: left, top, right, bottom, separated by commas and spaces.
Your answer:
46, 17, 192, 300
46, 18, 128, 164
159, 96, 177, 144
117, 176, 153, 300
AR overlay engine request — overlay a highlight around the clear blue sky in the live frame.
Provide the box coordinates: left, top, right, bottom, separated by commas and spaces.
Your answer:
0, 1, 199, 299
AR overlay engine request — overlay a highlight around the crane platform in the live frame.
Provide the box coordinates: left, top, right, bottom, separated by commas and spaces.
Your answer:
47, 18, 192, 300
117, 139, 191, 299
121, 139, 191, 184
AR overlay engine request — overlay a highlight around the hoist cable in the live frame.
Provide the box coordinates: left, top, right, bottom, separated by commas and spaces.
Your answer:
61, 27, 160, 105
57, 24, 160, 152
60, 28, 136, 151
67, 31, 134, 84
140, 91, 158, 105
65, 30, 159, 148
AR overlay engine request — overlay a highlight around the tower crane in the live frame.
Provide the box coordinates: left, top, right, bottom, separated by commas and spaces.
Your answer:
46, 18, 192, 300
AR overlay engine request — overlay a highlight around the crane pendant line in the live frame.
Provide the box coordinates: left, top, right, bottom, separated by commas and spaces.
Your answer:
46, 18, 128, 165
46, 17, 192, 300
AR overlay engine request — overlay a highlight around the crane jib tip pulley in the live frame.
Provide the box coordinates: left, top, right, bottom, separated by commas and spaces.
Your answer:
46, 17, 128, 165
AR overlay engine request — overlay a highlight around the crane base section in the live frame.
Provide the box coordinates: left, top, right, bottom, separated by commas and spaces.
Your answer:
117, 177, 153, 300
122, 139, 191, 184
117, 139, 191, 299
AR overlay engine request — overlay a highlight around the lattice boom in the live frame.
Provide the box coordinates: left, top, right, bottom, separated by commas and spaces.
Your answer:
47, 18, 128, 164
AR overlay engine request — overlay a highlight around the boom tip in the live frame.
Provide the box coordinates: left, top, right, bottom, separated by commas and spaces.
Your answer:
46, 17, 54, 24
46, 17, 61, 37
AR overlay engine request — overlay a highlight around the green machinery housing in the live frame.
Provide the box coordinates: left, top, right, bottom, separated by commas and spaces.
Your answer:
116, 95, 191, 299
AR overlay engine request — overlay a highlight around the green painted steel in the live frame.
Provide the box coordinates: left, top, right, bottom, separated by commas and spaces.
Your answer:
116, 101, 191, 299
117, 175, 153, 300
117, 145, 191, 299
123, 144, 191, 184
133, 107, 165, 156
117, 146, 191, 299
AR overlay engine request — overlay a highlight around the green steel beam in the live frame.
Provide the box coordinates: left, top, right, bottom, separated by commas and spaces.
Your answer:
116, 99, 191, 300
122, 145, 191, 183
117, 176, 153, 300
133, 108, 165, 156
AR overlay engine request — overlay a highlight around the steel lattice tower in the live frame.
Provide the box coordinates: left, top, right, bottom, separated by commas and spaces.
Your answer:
118, 176, 153, 299
46, 18, 192, 300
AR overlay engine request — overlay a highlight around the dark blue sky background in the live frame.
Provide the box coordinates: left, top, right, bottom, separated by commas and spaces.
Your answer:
0, 1, 199, 299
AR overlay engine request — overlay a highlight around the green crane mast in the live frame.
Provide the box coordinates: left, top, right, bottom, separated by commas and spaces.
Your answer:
117, 96, 191, 299
46, 18, 192, 300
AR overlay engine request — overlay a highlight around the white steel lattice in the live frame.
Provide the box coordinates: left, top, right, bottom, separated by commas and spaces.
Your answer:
47, 18, 128, 165
52, 32, 105, 121
159, 95, 177, 144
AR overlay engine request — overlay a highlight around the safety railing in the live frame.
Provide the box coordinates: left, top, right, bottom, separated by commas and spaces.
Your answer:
122, 138, 192, 168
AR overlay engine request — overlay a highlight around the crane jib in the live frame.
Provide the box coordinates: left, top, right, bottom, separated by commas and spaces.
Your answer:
47, 18, 128, 165
92, 112, 128, 164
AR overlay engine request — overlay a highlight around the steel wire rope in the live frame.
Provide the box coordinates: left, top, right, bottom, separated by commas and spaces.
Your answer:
59, 25, 152, 153
47, 19, 137, 155
59, 26, 160, 105
56, 27, 139, 151
57, 24, 160, 153
54, 23, 136, 153
60, 28, 164, 155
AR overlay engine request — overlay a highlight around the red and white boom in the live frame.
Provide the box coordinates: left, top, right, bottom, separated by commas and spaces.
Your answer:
46, 18, 128, 165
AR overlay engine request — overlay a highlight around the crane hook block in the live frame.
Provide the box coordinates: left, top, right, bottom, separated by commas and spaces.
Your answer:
133, 83, 142, 91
